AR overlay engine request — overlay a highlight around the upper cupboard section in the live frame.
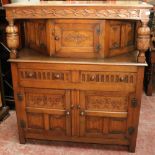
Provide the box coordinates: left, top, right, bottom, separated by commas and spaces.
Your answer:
24, 19, 137, 58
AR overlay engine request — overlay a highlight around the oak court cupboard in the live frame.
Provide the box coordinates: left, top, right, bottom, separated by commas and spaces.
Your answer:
4, 1, 153, 152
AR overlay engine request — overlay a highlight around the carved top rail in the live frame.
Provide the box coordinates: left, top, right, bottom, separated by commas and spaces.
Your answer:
4, 1, 152, 20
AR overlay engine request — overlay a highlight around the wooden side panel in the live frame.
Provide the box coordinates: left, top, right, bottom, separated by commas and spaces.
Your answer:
24, 20, 48, 55
104, 20, 136, 57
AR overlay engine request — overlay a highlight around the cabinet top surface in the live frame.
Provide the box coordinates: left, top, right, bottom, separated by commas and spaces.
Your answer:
4, 1, 152, 8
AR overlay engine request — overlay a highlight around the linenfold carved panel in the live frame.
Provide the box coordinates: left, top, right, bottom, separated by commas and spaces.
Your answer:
6, 8, 143, 20
26, 93, 65, 109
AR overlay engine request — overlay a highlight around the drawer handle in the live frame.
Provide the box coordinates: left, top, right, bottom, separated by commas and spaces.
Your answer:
27, 72, 34, 78
54, 73, 61, 79
55, 36, 60, 41
119, 77, 125, 82
65, 110, 70, 116
90, 75, 96, 81
80, 110, 85, 116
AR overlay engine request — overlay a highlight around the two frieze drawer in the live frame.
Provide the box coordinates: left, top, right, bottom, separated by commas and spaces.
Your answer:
18, 68, 136, 91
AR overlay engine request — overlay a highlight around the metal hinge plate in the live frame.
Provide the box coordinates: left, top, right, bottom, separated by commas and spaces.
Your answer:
128, 127, 135, 135
131, 98, 138, 108
17, 93, 23, 102
20, 120, 26, 128
96, 44, 101, 52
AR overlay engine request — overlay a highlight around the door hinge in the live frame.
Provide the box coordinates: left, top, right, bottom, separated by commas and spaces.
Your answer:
96, 26, 100, 35
128, 127, 135, 135
96, 44, 101, 52
131, 98, 138, 108
20, 120, 26, 128
17, 93, 23, 102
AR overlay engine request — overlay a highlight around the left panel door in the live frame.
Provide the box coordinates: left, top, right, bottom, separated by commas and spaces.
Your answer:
17, 88, 72, 139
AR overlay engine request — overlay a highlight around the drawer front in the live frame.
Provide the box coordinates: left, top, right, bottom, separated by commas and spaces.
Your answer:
17, 63, 137, 91
18, 68, 72, 87
80, 71, 136, 91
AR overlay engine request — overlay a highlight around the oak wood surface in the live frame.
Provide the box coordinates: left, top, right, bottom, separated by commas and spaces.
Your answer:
6, 1, 151, 153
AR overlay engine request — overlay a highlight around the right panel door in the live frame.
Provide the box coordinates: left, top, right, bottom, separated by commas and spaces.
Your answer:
79, 91, 133, 140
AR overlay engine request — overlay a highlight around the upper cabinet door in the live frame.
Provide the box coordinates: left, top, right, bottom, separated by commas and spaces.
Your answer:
53, 20, 104, 58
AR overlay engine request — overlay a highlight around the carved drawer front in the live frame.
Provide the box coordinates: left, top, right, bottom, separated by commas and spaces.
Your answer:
51, 20, 104, 58
19, 68, 71, 87
80, 71, 136, 91
25, 89, 71, 137
104, 20, 136, 57
79, 91, 130, 139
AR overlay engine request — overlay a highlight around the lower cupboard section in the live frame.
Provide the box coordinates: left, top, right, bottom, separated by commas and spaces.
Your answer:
17, 88, 134, 144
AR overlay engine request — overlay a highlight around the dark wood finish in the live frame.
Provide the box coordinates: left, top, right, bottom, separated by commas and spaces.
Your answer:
4, 1, 153, 153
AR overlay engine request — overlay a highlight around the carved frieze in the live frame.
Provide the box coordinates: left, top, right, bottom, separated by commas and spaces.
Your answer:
6, 7, 146, 20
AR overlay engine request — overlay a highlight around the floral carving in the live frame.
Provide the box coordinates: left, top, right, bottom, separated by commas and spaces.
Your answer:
65, 32, 89, 45
7, 8, 142, 19
26, 93, 65, 109
86, 96, 128, 112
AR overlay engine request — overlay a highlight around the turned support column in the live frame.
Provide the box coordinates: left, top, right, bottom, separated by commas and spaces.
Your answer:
6, 19, 19, 59
137, 19, 150, 63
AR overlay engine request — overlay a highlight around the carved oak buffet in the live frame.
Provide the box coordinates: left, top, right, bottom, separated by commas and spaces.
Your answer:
4, 1, 152, 152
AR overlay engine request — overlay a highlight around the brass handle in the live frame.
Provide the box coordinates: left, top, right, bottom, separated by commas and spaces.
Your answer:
27, 72, 34, 78
65, 110, 70, 116
54, 73, 61, 79
119, 76, 125, 82
90, 75, 96, 81
80, 111, 85, 116
55, 36, 60, 41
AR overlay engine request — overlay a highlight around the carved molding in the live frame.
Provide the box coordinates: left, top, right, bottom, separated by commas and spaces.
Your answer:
65, 32, 89, 45
6, 7, 148, 20
26, 93, 65, 109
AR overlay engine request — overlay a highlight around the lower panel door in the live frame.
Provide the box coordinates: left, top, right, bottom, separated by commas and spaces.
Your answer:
24, 88, 71, 138
79, 90, 133, 141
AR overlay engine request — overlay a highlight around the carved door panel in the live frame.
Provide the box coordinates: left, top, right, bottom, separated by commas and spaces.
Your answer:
104, 20, 136, 57
24, 88, 71, 137
79, 91, 133, 139
54, 20, 104, 58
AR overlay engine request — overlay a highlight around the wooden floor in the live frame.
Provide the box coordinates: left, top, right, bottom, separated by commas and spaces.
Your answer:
0, 92, 155, 155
